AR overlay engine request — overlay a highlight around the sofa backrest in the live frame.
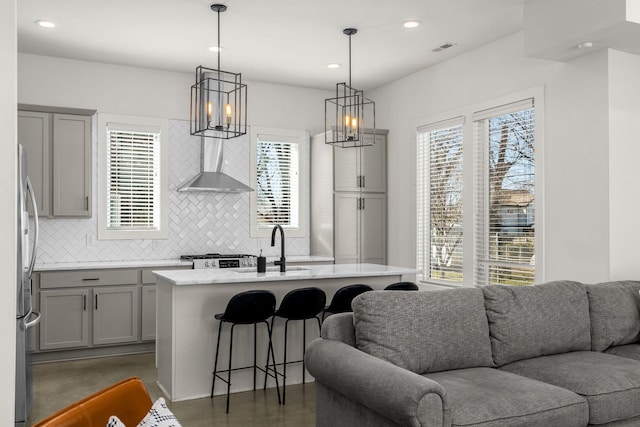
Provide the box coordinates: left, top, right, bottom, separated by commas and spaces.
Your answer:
586, 280, 640, 352
321, 312, 357, 347
482, 280, 591, 366
352, 288, 495, 375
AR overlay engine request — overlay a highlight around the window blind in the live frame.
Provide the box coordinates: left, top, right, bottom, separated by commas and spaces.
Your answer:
106, 125, 161, 231
474, 99, 535, 286
256, 135, 299, 228
417, 117, 464, 283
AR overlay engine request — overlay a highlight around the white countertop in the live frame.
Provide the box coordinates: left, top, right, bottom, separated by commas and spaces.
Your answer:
34, 255, 333, 272
34, 259, 193, 272
153, 263, 418, 286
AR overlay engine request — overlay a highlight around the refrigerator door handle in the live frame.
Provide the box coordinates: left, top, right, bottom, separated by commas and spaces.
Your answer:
26, 177, 39, 278
25, 310, 41, 330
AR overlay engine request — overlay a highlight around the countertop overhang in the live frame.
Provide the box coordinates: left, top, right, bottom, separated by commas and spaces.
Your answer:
153, 263, 418, 286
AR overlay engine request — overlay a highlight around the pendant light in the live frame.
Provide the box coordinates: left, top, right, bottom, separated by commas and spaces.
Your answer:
325, 28, 376, 148
190, 4, 247, 139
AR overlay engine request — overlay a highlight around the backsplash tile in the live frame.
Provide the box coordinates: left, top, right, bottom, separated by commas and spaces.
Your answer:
36, 118, 309, 264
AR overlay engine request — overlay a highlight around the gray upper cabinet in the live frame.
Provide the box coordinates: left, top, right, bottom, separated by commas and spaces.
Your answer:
18, 111, 51, 216
53, 114, 92, 217
333, 134, 386, 193
17, 108, 93, 218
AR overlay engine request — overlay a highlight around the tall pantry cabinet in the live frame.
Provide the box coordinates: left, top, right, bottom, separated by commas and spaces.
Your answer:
311, 130, 388, 264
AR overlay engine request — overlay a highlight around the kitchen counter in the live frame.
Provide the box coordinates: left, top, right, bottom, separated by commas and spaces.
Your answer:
153, 263, 414, 286
155, 263, 418, 401
34, 259, 193, 272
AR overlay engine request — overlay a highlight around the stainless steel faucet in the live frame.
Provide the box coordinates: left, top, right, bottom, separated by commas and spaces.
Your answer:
271, 224, 286, 272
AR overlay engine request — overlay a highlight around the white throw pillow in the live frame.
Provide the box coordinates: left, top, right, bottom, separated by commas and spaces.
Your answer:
137, 398, 182, 427
106, 416, 126, 427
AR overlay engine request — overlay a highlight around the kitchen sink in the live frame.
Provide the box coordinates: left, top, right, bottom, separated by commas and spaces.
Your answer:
231, 266, 310, 273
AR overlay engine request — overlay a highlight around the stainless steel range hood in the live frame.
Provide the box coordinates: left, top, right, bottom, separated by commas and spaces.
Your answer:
178, 137, 253, 193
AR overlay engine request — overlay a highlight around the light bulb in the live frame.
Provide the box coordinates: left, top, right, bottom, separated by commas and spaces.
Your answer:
224, 103, 232, 125
207, 102, 213, 118
351, 117, 358, 130
344, 115, 351, 127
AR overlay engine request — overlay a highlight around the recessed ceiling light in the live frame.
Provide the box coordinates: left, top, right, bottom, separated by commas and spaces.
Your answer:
403, 20, 422, 29
577, 42, 593, 49
35, 20, 56, 28
327, 63, 341, 69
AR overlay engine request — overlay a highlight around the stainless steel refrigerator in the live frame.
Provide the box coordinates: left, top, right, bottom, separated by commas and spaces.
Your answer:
16, 144, 40, 427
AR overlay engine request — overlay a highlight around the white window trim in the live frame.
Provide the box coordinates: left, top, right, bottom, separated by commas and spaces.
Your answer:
249, 126, 309, 238
97, 113, 169, 240
414, 86, 545, 286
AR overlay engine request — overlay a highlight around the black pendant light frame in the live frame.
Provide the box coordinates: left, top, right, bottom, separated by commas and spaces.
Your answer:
325, 28, 376, 148
190, 4, 247, 140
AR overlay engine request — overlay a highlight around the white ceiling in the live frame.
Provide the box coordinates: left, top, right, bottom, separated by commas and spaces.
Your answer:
17, 0, 526, 90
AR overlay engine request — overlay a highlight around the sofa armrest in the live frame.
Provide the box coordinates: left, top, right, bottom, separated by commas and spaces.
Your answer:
306, 338, 450, 427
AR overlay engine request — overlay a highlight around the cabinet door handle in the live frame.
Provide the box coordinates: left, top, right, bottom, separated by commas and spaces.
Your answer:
362, 197, 365, 210
85, 196, 89, 210
95, 295, 98, 310
357, 198, 361, 210
82, 277, 100, 281
83, 295, 86, 311
362, 175, 365, 188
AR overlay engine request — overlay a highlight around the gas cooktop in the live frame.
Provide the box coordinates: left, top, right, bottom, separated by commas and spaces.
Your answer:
181, 253, 257, 269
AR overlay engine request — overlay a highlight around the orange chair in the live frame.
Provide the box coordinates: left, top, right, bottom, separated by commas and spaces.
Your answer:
32, 377, 153, 427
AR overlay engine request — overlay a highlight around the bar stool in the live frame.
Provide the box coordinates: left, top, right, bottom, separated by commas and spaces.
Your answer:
211, 290, 281, 413
321, 284, 373, 321
385, 281, 419, 291
265, 287, 326, 404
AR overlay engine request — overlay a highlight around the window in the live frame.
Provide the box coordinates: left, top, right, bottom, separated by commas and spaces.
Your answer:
250, 127, 308, 238
416, 91, 540, 286
417, 118, 464, 284
97, 115, 168, 240
474, 99, 535, 286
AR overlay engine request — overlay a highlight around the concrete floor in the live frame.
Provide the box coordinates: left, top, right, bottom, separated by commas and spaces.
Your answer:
28, 352, 316, 426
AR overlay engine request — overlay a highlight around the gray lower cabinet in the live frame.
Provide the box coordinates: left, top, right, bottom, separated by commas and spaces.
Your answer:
141, 285, 156, 341
334, 192, 386, 264
92, 285, 139, 345
39, 288, 90, 350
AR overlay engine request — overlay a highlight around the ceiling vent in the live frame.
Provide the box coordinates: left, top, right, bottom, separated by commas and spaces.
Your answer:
433, 42, 457, 52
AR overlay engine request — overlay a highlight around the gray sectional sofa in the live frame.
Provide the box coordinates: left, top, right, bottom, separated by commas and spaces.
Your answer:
305, 280, 640, 426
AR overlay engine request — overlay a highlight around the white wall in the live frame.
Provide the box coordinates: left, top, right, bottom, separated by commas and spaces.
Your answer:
18, 53, 330, 134
18, 54, 331, 263
370, 32, 613, 283
608, 49, 640, 279
0, 0, 17, 423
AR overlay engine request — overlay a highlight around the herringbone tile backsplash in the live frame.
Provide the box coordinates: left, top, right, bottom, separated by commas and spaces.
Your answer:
36, 118, 310, 264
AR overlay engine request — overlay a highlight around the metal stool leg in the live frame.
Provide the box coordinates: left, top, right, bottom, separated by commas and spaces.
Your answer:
264, 315, 275, 390
253, 323, 257, 390
211, 320, 223, 398
302, 318, 307, 384
267, 320, 282, 404
226, 324, 235, 414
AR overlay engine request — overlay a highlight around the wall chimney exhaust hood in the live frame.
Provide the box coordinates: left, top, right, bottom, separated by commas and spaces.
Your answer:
178, 137, 253, 193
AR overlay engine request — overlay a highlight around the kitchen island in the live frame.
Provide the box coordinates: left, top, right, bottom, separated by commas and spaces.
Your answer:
153, 263, 417, 401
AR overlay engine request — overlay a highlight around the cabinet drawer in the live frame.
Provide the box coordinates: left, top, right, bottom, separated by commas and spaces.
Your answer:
40, 269, 138, 289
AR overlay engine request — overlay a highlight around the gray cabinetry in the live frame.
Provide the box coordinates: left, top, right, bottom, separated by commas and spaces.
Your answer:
17, 107, 93, 218
17, 111, 50, 216
93, 285, 139, 345
52, 114, 92, 216
334, 134, 386, 193
141, 285, 157, 341
311, 129, 388, 264
39, 288, 90, 350
334, 193, 386, 264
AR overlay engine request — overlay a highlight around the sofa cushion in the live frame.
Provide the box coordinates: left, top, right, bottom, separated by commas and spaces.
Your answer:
426, 367, 588, 427
586, 281, 640, 352
482, 281, 591, 366
605, 343, 640, 362
499, 351, 640, 425
352, 289, 494, 374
